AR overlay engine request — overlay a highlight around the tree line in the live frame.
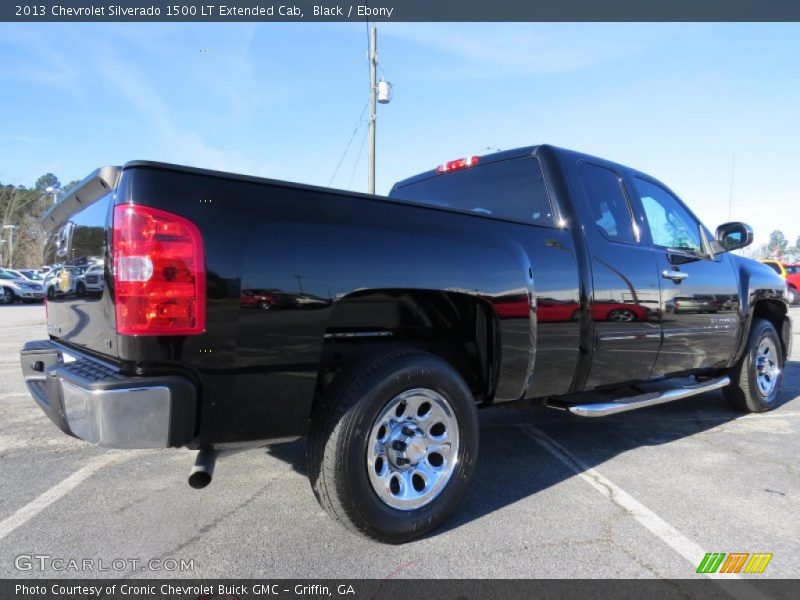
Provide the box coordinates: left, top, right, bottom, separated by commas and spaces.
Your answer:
0, 173, 79, 269
747, 229, 800, 262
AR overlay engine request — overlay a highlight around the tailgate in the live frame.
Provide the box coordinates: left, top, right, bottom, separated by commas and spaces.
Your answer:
42, 167, 121, 358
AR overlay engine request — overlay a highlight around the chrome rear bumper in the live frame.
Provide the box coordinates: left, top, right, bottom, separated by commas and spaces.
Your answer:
20, 340, 196, 448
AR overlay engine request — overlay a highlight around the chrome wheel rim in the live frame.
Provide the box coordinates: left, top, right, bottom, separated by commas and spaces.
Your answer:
367, 388, 459, 511
0, 289, 11, 304
608, 309, 635, 322
754, 338, 780, 397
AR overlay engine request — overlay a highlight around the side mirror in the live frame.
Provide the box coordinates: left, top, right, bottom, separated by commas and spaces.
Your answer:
714, 222, 753, 253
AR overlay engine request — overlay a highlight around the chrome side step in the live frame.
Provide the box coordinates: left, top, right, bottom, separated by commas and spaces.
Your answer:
567, 376, 731, 417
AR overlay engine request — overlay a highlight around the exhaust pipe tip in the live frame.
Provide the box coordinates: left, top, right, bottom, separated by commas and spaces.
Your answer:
188, 448, 217, 489
188, 470, 212, 489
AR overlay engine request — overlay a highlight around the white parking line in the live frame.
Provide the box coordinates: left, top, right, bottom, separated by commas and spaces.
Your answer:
0, 453, 121, 542
521, 426, 726, 575
522, 425, 779, 595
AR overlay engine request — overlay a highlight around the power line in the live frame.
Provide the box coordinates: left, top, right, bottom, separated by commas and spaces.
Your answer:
348, 123, 369, 188
328, 100, 369, 187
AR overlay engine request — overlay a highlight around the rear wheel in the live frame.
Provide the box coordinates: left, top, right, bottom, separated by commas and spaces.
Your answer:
788, 286, 799, 305
725, 319, 784, 412
308, 351, 479, 543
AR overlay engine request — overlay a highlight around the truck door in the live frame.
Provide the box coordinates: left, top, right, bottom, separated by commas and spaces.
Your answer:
575, 163, 662, 387
630, 176, 740, 374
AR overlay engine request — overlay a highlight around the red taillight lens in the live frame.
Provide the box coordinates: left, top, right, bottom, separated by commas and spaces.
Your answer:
436, 155, 480, 174
113, 204, 205, 336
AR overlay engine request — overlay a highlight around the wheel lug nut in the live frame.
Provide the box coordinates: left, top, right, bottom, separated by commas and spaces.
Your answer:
401, 426, 415, 436
395, 458, 409, 465
392, 440, 406, 451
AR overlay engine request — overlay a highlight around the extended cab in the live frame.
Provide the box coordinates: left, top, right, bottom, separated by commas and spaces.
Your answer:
20, 146, 792, 542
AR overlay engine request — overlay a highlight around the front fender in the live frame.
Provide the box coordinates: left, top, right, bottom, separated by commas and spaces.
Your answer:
729, 254, 790, 363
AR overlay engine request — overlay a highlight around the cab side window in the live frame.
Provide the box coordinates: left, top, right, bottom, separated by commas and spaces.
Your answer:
635, 178, 703, 255
579, 163, 637, 244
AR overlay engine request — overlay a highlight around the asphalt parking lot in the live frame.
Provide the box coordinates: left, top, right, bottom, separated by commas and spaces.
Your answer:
0, 304, 798, 579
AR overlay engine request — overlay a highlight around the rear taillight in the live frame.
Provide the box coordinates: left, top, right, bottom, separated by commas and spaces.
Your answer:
113, 204, 205, 335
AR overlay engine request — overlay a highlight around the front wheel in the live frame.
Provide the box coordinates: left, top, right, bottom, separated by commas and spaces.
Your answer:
0, 287, 15, 305
788, 287, 799, 305
724, 319, 784, 412
308, 351, 479, 543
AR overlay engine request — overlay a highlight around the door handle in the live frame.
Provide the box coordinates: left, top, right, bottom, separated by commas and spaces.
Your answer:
662, 269, 688, 282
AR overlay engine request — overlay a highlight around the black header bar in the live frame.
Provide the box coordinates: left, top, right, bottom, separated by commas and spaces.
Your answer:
4, 0, 800, 22
3, 579, 800, 600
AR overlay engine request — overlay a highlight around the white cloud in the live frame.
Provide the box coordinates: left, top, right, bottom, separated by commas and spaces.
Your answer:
379, 23, 708, 79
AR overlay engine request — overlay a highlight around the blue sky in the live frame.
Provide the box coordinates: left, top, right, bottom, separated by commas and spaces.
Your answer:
1, 22, 798, 246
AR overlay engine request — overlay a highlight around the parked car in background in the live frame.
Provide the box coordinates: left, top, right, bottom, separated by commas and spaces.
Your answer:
77, 264, 105, 295
665, 295, 723, 314
760, 259, 799, 304
44, 265, 87, 299
784, 264, 800, 305
4, 269, 33, 281
0, 269, 45, 303
240, 288, 295, 310
18, 269, 45, 282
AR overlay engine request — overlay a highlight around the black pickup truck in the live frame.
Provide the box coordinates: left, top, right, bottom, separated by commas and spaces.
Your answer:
21, 145, 791, 543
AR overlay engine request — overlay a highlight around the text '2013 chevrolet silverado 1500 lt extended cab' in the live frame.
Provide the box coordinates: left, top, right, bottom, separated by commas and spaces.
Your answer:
20, 145, 792, 543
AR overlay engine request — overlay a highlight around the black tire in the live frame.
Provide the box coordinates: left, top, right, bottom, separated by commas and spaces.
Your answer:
0, 287, 16, 305
307, 351, 479, 544
788, 287, 799, 305
46, 287, 55, 300
257, 301, 271, 310
76, 282, 86, 297
724, 319, 784, 413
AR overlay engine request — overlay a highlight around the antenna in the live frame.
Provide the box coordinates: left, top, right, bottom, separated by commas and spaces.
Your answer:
728, 153, 736, 221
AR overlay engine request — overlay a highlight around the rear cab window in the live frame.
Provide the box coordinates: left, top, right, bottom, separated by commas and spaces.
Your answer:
579, 163, 638, 244
389, 156, 556, 226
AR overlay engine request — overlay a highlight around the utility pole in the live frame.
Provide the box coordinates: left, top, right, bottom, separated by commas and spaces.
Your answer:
368, 26, 378, 195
